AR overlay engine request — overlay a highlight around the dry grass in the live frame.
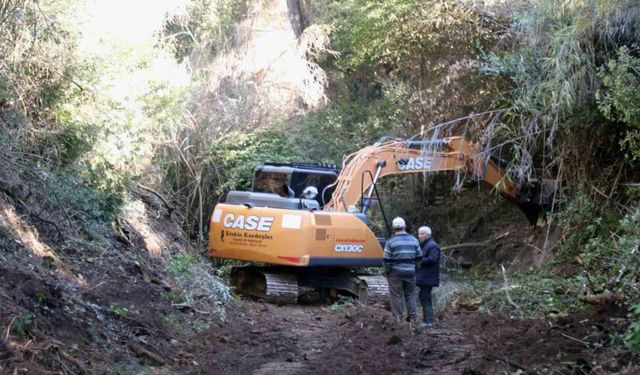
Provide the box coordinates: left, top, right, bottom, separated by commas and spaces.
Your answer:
157, 0, 333, 240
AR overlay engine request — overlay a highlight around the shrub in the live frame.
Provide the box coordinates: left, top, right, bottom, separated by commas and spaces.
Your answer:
626, 304, 640, 352
598, 46, 640, 163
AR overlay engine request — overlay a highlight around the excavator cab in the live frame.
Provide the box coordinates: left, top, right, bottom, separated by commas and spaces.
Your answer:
251, 162, 340, 208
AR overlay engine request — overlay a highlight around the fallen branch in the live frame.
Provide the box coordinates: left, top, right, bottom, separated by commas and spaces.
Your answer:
443, 232, 510, 251
526, 244, 544, 254
446, 350, 471, 365
129, 342, 166, 365
112, 217, 133, 247
500, 264, 523, 315
81, 281, 106, 294
560, 333, 591, 347
486, 353, 538, 375
578, 288, 617, 305
4, 317, 16, 340
16, 197, 65, 241
590, 185, 631, 213
58, 350, 89, 374
137, 184, 174, 216
171, 302, 210, 315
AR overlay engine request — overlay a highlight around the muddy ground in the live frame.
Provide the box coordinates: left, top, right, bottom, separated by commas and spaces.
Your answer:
1, 277, 637, 375
175, 299, 636, 375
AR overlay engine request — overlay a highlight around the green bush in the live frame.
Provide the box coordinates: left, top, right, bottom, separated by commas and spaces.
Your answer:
14, 311, 34, 338
330, 0, 492, 80
469, 273, 587, 319
167, 254, 197, 278
626, 304, 640, 352
553, 192, 640, 302
598, 46, 640, 163
47, 171, 124, 222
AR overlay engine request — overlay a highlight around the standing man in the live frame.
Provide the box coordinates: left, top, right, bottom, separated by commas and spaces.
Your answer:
384, 217, 422, 323
417, 226, 440, 328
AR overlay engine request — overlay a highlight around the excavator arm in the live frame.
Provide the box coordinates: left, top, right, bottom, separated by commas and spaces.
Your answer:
324, 136, 554, 224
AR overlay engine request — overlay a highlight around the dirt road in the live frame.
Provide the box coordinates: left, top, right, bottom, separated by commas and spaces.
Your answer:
178, 301, 474, 375
171, 298, 629, 375
0, 272, 634, 375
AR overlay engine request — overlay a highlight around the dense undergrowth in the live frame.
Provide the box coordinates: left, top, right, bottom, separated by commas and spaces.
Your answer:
0, 0, 639, 356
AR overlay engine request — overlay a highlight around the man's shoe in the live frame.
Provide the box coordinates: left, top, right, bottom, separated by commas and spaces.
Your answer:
419, 322, 435, 329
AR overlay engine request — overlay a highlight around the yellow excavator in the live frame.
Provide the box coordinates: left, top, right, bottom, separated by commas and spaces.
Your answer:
208, 136, 556, 303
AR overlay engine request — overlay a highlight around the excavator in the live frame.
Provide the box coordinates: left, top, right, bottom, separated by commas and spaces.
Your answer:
208, 136, 557, 303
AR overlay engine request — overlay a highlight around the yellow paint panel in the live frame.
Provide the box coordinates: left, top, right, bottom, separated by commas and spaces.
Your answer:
208, 204, 383, 266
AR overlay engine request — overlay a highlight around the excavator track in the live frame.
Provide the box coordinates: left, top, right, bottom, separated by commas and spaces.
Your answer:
262, 273, 298, 304
229, 266, 388, 304
357, 275, 389, 302
230, 266, 299, 304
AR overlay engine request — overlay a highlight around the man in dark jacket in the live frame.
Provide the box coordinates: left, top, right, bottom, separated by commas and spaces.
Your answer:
417, 226, 440, 328
384, 217, 422, 323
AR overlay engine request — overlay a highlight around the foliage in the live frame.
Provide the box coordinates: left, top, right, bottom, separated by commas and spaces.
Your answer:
169, 256, 231, 320
156, 0, 338, 239
327, 0, 503, 134
289, 86, 410, 157
197, 81, 409, 194
110, 304, 135, 317
164, 314, 180, 327
163, 290, 187, 304
0, 0, 81, 119
167, 254, 197, 278
626, 304, 640, 352
481, 0, 640, 180
598, 46, 640, 162
0, 0, 189, 229
191, 319, 213, 331
554, 192, 640, 303
164, 0, 249, 63
477, 2, 640, 322
50, 170, 124, 222
13, 311, 34, 338
464, 272, 587, 319
330, 0, 493, 80
329, 295, 356, 312
201, 130, 300, 193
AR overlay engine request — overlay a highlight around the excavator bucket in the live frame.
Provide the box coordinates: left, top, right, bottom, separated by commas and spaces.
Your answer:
516, 178, 559, 226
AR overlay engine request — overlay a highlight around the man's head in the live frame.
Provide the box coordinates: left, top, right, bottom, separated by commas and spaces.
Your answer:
418, 226, 431, 242
392, 217, 406, 233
